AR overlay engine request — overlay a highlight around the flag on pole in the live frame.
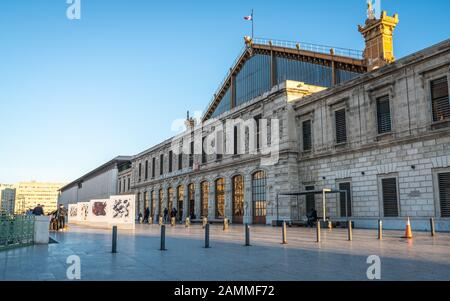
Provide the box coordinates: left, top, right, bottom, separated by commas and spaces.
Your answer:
244, 15, 252, 21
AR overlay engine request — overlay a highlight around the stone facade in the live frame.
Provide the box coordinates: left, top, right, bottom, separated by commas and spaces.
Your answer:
292, 39, 450, 230
130, 38, 450, 231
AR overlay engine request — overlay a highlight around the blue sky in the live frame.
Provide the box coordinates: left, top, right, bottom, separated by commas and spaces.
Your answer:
0, 0, 449, 184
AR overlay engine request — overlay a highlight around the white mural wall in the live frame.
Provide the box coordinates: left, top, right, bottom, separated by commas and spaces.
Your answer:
68, 195, 135, 229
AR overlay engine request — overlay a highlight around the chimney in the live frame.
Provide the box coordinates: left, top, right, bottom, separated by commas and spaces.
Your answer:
358, 6, 399, 71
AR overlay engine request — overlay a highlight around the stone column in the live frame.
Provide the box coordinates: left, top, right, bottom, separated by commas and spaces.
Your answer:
183, 183, 189, 221
243, 174, 252, 224
225, 177, 232, 221
195, 181, 201, 219
209, 180, 216, 219
154, 189, 160, 221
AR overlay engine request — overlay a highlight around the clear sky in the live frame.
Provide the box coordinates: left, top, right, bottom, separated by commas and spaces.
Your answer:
0, 0, 449, 184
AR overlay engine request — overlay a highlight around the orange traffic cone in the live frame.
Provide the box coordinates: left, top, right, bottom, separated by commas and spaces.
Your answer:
404, 217, 413, 239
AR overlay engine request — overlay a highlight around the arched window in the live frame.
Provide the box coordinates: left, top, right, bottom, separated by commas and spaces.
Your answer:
252, 171, 267, 224
150, 190, 155, 217
215, 178, 225, 219
158, 189, 163, 217
232, 175, 244, 224
201, 181, 209, 218
168, 187, 174, 216
177, 185, 184, 221
144, 191, 149, 209
188, 183, 195, 218
136, 192, 141, 217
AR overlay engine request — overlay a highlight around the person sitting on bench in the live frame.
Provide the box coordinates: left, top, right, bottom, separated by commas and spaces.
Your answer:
307, 208, 318, 227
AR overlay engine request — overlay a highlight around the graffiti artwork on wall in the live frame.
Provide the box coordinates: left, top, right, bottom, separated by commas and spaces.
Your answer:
92, 201, 107, 216
80, 203, 89, 221
112, 199, 131, 219
70, 206, 78, 217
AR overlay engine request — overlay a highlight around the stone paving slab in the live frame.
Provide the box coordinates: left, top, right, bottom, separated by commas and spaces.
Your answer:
1, 224, 449, 281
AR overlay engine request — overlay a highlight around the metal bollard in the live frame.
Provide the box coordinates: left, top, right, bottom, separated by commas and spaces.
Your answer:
378, 219, 383, 240
430, 218, 436, 237
171, 217, 176, 227
316, 221, 321, 243
245, 224, 251, 246
204, 224, 210, 248
160, 225, 166, 251
282, 221, 288, 244
202, 217, 208, 229
112, 226, 118, 253
158, 216, 163, 226
348, 220, 353, 241
223, 218, 229, 231
185, 217, 190, 228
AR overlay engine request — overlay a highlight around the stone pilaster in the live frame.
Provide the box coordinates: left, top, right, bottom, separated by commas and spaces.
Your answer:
225, 177, 232, 220
243, 174, 252, 224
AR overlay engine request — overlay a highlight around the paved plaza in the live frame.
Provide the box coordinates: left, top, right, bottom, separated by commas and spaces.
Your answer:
1, 224, 450, 281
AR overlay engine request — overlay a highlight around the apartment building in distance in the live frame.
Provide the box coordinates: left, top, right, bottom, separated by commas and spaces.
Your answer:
0, 184, 16, 214
14, 181, 65, 214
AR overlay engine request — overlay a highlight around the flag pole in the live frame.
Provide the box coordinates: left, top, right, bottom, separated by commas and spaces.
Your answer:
251, 9, 254, 39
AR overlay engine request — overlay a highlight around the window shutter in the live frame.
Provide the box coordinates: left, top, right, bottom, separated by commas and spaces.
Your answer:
168, 151, 173, 173
431, 77, 450, 122
438, 172, 450, 218
377, 95, 392, 134
202, 137, 207, 164
302, 120, 312, 151
335, 109, 347, 144
382, 178, 399, 217
189, 141, 194, 167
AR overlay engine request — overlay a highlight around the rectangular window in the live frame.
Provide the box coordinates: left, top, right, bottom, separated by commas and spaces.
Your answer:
202, 137, 207, 164
438, 172, 450, 218
118, 180, 121, 193
168, 151, 173, 173
216, 130, 223, 161
339, 182, 352, 217
254, 115, 262, 150
377, 95, 392, 134
335, 109, 347, 144
381, 178, 399, 217
302, 120, 312, 151
178, 153, 183, 170
127, 178, 130, 191
152, 158, 155, 178
233, 126, 239, 155
138, 163, 142, 182
145, 160, 148, 179
305, 186, 315, 213
431, 77, 450, 122
189, 141, 194, 167
160, 154, 164, 175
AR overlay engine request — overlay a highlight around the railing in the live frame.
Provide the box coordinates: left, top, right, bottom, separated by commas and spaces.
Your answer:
0, 213, 35, 251
253, 38, 364, 60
